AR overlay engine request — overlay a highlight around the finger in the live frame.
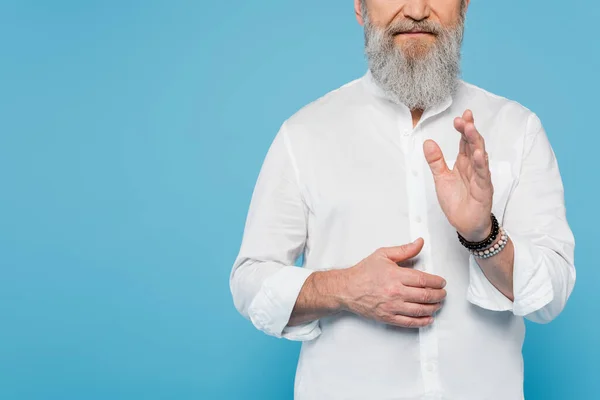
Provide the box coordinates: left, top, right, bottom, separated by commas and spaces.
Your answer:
473, 148, 489, 181
454, 117, 465, 134
386, 315, 434, 328
454, 117, 468, 157
471, 150, 493, 195
395, 302, 443, 317
402, 270, 447, 289
423, 139, 450, 178
463, 109, 474, 124
379, 237, 424, 263
464, 122, 485, 153
458, 135, 468, 157
402, 286, 447, 304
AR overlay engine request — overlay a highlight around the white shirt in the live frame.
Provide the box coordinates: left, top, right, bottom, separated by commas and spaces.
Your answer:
230, 71, 576, 400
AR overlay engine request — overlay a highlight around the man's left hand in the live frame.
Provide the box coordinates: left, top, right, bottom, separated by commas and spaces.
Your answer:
423, 109, 494, 242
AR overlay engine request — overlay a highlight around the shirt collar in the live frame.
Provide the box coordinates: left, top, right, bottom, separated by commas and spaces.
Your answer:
362, 69, 455, 127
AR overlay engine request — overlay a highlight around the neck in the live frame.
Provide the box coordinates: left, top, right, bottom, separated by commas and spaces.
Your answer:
411, 109, 424, 128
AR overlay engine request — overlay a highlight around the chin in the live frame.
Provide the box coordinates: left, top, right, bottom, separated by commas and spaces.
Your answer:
396, 39, 434, 59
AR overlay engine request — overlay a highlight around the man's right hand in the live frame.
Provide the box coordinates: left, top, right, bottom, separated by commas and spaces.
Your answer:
340, 237, 447, 328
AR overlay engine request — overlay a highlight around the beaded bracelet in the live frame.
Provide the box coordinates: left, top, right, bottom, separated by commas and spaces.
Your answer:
457, 214, 500, 251
470, 227, 509, 259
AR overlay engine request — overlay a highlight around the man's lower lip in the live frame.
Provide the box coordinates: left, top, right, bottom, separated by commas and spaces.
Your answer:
396, 32, 433, 36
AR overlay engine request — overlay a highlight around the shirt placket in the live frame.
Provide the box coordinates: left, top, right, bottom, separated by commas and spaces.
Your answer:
399, 121, 442, 399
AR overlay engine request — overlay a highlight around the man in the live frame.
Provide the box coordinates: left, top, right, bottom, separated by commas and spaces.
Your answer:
230, 0, 576, 399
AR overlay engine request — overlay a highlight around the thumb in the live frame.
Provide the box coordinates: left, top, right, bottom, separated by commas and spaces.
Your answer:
423, 140, 449, 177
379, 238, 424, 263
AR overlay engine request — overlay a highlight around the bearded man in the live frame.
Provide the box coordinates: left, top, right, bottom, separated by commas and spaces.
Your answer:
230, 1, 576, 399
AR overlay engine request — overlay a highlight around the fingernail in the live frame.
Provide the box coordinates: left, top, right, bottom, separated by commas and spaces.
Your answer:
441, 279, 447, 288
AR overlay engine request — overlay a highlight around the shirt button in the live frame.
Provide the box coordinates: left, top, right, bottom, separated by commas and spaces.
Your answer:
412, 169, 418, 177
403, 129, 410, 136
426, 362, 436, 372
415, 216, 422, 223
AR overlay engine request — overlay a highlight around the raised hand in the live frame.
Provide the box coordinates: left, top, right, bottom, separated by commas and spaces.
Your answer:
343, 238, 447, 328
422, 109, 494, 242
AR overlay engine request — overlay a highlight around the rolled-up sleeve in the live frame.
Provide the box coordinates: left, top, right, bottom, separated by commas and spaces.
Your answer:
229, 123, 321, 341
467, 113, 576, 323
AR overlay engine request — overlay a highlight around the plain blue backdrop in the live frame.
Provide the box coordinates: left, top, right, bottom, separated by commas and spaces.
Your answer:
0, 1, 598, 399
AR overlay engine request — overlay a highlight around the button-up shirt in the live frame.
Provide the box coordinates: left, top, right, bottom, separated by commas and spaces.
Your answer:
230, 70, 576, 400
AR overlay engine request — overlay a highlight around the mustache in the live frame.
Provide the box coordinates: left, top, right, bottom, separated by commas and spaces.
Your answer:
385, 19, 445, 36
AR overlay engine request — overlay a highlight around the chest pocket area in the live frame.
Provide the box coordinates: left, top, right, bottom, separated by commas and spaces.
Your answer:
317, 166, 404, 219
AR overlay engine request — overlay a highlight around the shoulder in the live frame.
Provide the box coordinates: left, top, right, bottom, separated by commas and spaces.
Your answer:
456, 80, 542, 136
456, 80, 540, 124
281, 76, 370, 137
456, 81, 548, 166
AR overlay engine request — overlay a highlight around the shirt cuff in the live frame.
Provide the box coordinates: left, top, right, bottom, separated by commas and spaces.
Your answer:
247, 266, 321, 341
466, 228, 554, 316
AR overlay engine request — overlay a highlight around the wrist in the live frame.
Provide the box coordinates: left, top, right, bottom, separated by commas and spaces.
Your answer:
458, 224, 492, 242
309, 268, 353, 313
457, 216, 494, 242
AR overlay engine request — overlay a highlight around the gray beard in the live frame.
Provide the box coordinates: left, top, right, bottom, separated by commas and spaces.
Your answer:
364, 15, 465, 110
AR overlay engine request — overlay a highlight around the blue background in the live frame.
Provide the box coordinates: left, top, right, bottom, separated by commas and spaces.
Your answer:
1, 1, 598, 399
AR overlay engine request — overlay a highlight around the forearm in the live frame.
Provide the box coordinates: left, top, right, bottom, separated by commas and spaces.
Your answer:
287, 268, 350, 327
460, 114, 575, 321
473, 238, 515, 301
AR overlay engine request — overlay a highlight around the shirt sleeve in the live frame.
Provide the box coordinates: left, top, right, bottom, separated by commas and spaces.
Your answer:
229, 123, 321, 341
466, 113, 576, 323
